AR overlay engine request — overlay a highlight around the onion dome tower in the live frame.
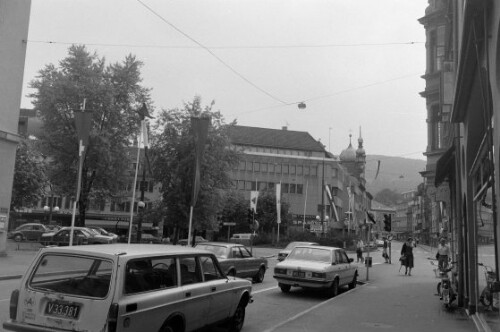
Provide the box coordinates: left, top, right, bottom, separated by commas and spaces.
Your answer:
339, 129, 366, 183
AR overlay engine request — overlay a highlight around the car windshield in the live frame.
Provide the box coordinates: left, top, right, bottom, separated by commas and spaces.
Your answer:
81, 228, 95, 236
29, 254, 113, 298
196, 244, 228, 258
287, 247, 332, 263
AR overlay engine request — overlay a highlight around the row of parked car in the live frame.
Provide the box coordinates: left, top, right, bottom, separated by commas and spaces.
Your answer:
3, 235, 359, 332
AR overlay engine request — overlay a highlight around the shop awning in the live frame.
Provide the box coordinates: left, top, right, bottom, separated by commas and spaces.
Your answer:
435, 145, 455, 187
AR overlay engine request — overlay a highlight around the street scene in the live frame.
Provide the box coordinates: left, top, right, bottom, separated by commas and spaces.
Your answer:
1, 1, 500, 332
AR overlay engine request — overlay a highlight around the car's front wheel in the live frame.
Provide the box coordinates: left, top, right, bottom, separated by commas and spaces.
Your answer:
279, 283, 291, 293
252, 267, 265, 283
227, 300, 246, 332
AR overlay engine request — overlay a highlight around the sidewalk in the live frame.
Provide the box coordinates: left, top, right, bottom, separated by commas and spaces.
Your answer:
268, 241, 497, 332
0, 241, 41, 280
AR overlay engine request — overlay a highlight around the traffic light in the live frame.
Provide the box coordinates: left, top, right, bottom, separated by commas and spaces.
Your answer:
247, 209, 253, 225
383, 214, 391, 232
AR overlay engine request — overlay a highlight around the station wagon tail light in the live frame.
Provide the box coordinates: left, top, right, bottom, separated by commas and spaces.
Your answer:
9, 289, 19, 320
274, 268, 287, 274
107, 303, 119, 332
312, 272, 326, 278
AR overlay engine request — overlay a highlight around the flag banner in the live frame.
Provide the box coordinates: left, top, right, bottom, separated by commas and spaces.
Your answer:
190, 117, 210, 207
324, 185, 339, 221
366, 211, 376, 224
140, 120, 149, 148
276, 183, 281, 224
250, 191, 259, 212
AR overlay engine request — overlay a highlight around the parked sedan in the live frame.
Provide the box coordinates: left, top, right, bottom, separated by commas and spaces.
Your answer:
86, 226, 119, 241
273, 245, 358, 297
196, 242, 268, 283
40, 227, 116, 246
277, 241, 319, 261
7, 223, 50, 242
178, 236, 208, 246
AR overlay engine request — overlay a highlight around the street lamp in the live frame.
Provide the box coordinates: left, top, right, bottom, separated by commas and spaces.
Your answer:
43, 205, 49, 223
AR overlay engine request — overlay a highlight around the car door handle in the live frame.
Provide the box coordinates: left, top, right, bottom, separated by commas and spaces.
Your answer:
211, 287, 216, 292
185, 292, 191, 298
126, 303, 137, 312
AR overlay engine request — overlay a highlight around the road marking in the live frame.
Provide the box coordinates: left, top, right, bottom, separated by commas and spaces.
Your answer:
253, 286, 278, 294
261, 286, 361, 332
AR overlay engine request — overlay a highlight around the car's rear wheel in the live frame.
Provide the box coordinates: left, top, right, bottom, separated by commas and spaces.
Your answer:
252, 267, 265, 283
348, 273, 357, 289
14, 234, 23, 242
228, 300, 246, 332
328, 278, 339, 297
279, 283, 291, 293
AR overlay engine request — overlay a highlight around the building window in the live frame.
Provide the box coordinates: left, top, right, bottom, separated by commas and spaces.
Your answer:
245, 181, 252, 190
297, 184, 303, 194
304, 166, 310, 176
238, 180, 245, 190
297, 165, 303, 175
289, 184, 296, 194
239, 161, 246, 170
253, 162, 260, 172
268, 182, 275, 189
332, 168, 338, 178
276, 164, 282, 173
268, 163, 275, 173
283, 183, 289, 193
261, 163, 268, 172
246, 161, 253, 171
259, 182, 267, 190
311, 166, 317, 176
290, 165, 296, 175
283, 164, 289, 174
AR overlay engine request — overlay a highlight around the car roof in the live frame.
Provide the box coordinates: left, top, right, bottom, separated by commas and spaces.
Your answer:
39, 244, 211, 258
197, 242, 242, 248
293, 245, 341, 251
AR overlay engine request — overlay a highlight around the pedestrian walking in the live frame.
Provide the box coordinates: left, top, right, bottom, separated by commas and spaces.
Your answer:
382, 237, 389, 263
356, 239, 364, 263
401, 237, 415, 275
436, 238, 450, 270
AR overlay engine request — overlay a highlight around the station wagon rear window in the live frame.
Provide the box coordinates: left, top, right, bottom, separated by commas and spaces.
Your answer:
288, 247, 332, 263
29, 254, 113, 298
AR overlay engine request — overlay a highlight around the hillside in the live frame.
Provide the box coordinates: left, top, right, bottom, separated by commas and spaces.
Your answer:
363, 155, 426, 196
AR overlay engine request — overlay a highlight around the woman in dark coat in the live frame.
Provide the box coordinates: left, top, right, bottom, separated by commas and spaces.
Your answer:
401, 237, 415, 276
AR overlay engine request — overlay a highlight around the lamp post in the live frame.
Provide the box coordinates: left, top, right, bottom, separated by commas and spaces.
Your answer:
43, 205, 49, 223
136, 200, 145, 243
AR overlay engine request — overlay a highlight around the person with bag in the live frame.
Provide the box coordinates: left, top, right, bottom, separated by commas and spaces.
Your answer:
436, 238, 450, 271
401, 237, 415, 276
356, 239, 364, 263
382, 237, 389, 263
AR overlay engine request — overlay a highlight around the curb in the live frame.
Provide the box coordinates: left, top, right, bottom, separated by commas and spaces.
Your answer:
471, 313, 493, 332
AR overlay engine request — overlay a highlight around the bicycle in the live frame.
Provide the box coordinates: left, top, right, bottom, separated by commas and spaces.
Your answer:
478, 263, 500, 311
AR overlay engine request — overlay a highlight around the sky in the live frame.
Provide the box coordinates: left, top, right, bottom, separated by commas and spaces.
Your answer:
21, 0, 428, 160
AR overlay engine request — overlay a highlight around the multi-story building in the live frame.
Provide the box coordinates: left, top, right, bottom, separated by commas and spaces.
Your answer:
420, 0, 500, 324
227, 125, 372, 237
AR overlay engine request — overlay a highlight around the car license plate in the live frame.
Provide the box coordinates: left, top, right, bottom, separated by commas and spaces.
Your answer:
45, 300, 81, 319
293, 271, 305, 278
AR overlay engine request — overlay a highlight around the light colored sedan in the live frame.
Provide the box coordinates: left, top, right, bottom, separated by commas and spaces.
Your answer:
196, 242, 268, 283
273, 245, 358, 297
277, 241, 319, 261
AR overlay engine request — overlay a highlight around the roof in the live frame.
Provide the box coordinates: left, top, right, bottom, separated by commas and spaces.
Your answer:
39, 244, 208, 258
227, 125, 325, 152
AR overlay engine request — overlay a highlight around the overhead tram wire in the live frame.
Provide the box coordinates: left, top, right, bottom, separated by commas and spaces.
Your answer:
135, 0, 287, 105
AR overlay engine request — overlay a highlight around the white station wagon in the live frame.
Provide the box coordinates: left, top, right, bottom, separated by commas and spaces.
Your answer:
273, 245, 358, 297
3, 244, 253, 332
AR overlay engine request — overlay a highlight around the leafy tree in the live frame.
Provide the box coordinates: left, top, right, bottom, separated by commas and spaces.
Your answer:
11, 139, 47, 209
29, 45, 151, 225
254, 189, 290, 233
219, 190, 251, 234
150, 96, 240, 242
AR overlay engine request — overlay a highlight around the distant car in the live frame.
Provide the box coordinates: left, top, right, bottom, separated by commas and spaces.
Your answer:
178, 235, 208, 246
45, 224, 61, 232
40, 227, 116, 246
3, 244, 253, 332
196, 242, 268, 283
229, 233, 255, 246
7, 223, 50, 242
86, 226, 119, 240
376, 239, 385, 247
278, 241, 319, 261
273, 245, 358, 297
